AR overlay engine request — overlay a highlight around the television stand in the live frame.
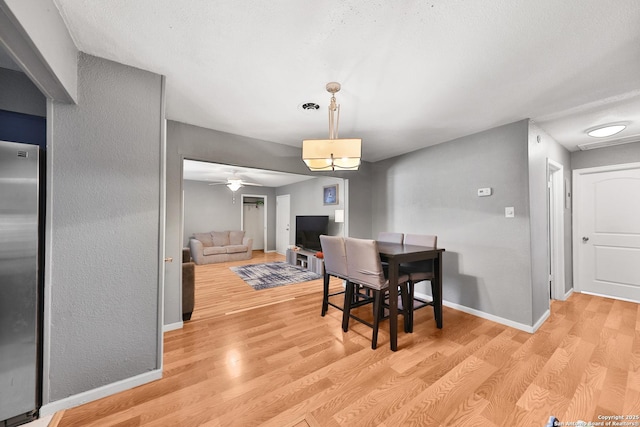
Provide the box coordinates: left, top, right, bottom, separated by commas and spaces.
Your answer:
286, 248, 324, 275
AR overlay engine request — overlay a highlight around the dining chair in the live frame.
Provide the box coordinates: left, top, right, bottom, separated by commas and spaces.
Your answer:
376, 232, 404, 275
319, 235, 372, 316
377, 231, 404, 244
401, 234, 438, 330
343, 237, 411, 349
319, 235, 349, 316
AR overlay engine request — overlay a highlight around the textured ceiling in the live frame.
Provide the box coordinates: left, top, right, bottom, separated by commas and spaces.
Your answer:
53, 0, 640, 160
183, 160, 314, 187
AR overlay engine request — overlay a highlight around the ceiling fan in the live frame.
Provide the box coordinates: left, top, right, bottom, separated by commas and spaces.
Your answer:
208, 171, 263, 192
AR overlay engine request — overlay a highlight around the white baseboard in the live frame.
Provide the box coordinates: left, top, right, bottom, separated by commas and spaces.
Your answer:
39, 369, 162, 416
580, 290, 640, 304
531, 309, 551, 333
563, 288, 574, 300
414, 291, 549, 334
163, 321, 183, 332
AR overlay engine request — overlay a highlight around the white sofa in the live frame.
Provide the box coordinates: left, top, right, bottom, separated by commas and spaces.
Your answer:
189, 230, 253, 265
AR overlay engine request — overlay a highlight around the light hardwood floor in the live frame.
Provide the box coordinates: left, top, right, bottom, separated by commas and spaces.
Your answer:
55, 251, 640, 426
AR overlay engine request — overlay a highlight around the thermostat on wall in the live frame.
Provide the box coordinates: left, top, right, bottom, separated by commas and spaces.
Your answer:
477, 187, 492, 197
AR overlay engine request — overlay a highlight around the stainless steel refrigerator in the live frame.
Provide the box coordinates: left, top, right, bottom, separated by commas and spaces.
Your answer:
0, 139, 40, 426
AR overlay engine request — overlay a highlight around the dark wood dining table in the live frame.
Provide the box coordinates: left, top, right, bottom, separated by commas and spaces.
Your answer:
377, 241, 445, 351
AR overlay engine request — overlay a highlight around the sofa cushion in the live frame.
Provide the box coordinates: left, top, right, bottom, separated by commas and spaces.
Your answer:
226, 245, 248, 254
203, 246, 227, 255
212, 231, 230, 247
193, 232, 214, 247
229, 230, 245, 245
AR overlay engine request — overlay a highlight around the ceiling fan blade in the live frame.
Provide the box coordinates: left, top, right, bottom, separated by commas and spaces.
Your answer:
240, 181, 263, 187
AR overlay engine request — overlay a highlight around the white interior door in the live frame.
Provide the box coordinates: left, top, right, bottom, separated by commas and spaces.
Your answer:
276, 194, 290, 255
574, 163, 640, 302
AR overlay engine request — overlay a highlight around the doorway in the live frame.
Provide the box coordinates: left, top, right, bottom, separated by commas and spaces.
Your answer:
548, 159, 566, 300
241, 194, 267, 251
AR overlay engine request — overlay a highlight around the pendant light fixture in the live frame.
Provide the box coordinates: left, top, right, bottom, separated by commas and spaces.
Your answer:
302, 82, 361, 171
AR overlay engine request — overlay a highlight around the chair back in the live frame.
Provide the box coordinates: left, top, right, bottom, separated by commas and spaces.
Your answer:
345, 238, 386, 290
402, 234, 437, 275
319, 235, 348, 279
377, 232, 404, 244
404, 234, 437, 248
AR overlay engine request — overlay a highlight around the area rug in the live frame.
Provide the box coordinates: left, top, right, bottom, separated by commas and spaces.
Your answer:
230, 262, 322, 290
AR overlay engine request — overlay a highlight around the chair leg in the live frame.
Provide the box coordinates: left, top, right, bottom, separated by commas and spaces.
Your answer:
408, 280, 416, 333
400, 283, 412, 333
371, 289, 383, 350
321, 273, 330, 316
342, 281, 355, 332
430, 279, 437, 318
353, 283, 360, 302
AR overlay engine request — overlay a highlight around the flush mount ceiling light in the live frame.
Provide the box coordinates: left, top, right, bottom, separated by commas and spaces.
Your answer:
586, 123, 627, 138
302, 82, 361, 171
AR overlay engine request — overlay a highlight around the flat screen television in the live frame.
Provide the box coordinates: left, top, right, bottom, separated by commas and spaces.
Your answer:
295, 215, 329, 251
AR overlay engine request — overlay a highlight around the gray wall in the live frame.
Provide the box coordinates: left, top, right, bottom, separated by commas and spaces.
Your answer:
528, 121, 573, 321
47, 53, 163, 401
339, 162, 373, 238
277, 176, 345, 243
184, 176, 346, 251
165, 120, 374, 326
183, 179, 277, 248
571, 142, 640, 170
0, 67, 46, 116
372, 120, 535, 326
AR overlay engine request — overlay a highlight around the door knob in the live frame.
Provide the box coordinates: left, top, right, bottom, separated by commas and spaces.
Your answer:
164, 257, 173, 262
582, 237, 589, 243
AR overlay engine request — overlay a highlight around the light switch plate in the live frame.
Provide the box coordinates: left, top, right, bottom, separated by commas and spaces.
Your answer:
505, 207, 515, 218
478, 187, 492, 197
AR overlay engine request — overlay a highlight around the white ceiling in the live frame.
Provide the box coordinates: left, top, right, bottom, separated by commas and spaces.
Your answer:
49, 1, 640, 159
183, 160, 314, 187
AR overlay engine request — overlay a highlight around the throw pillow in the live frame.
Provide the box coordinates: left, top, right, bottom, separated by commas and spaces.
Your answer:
212, 231, 230, 247
229, 230, 245, 245
193, 232, 213, 247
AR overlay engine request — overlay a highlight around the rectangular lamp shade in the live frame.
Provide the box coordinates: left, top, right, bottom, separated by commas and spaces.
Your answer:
302, 138, 361, 171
